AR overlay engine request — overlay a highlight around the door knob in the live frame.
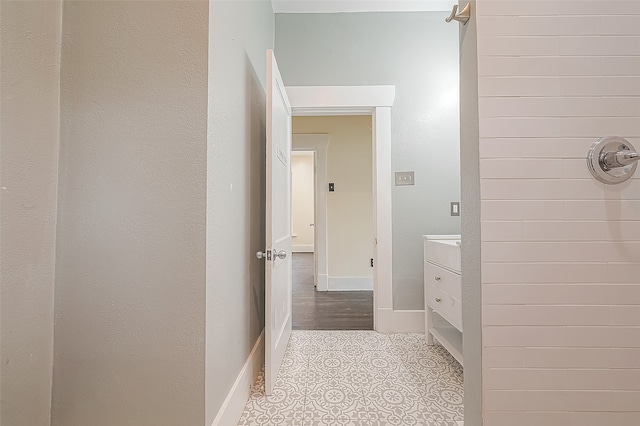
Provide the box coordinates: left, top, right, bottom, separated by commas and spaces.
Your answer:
256, 250, 285, 260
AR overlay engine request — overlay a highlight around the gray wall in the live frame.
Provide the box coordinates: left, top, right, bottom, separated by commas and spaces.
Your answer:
52, 2, 208, 425
275, 12, 460, 310
1, 2, 61, 425
206, 1, 274, 423
459, 1, 482, 425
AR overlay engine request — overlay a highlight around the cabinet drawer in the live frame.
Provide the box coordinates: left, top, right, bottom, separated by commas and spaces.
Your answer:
426, 284, 463, 332
425, 262, 461, 300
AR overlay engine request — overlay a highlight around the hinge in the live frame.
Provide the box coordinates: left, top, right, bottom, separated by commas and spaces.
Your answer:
370, 258, 374, 267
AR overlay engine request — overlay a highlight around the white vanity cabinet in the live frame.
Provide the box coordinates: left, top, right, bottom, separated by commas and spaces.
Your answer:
423, 235, 463, 366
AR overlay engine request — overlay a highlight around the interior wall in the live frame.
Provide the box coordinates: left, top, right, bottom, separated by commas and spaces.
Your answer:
206, 1, 274, 424
0, 2, 62, 425
293, 116, 374, 281
276, 12, 460, 309
52, 2, 208, 425
292, 152, 315, 250
458, 1, 482, 425
477, 1, 640, 425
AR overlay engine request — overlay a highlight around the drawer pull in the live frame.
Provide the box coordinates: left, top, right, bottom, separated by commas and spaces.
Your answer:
435, 297, 442, 303
434, 276, 441, 281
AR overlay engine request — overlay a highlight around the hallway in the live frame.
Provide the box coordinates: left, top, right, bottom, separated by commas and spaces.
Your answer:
292, 253, 373, 330
238, 331, 464, 425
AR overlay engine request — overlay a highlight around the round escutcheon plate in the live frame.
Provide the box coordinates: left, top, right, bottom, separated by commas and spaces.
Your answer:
587, 136, 638, 184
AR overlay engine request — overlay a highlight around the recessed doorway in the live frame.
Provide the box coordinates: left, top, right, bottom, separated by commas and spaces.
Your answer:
291, 116, 375, 330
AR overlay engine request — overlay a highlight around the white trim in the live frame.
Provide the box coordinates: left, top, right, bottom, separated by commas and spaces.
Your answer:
211, 331, 264, 426
287, 85, 395, 333
292, 244, 314, 253
286, 86, 395, 115
327, 276, 373, 291
372, 107, 393, 324
317, 274, 328, 292
376, 309, 425, 334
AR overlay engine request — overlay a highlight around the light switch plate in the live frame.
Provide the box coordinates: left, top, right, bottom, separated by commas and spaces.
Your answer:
395, 171, 415, 186
451, 202, 460, 216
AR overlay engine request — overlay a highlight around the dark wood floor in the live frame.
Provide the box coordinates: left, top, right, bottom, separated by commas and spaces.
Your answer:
292, 253, 373, 330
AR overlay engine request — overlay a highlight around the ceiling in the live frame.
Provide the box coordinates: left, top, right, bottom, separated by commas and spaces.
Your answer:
271, 0, 457, 13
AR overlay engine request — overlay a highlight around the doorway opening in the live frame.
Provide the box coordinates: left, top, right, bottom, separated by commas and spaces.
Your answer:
291, 116, 375, 330
291, 150, 316, 258
291, 134, 328, 291
286, 85, 396, 333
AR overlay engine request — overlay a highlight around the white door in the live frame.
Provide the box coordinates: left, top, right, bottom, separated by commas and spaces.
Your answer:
261, 49, 292, 395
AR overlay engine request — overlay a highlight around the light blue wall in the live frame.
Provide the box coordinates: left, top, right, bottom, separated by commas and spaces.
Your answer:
206, 1, 274, 423
275, 12, 460, 309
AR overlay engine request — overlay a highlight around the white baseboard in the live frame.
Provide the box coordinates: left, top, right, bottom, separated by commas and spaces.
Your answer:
327, 276, 373, 291
376, 308, 425, 333
292, 245, 314, 253
317, 274, 328, 292
211, 330, 264, 426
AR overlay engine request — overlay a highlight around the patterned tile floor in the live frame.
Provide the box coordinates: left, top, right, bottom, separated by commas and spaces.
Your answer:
238, 331, 464, 426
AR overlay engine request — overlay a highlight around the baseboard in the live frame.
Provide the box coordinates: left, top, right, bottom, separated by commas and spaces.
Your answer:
327, 276, 373, 291
211, 330, 264, 426
317, 274, 328, 291
376, 308, 425, 333
292, 245, 314, 253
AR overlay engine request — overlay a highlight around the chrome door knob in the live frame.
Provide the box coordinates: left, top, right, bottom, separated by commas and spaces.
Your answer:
274, 250, 287, 260
256, 251, 268, 260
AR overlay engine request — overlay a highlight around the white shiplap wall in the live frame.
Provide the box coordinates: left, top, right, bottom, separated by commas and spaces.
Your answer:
477, 1, 640, 425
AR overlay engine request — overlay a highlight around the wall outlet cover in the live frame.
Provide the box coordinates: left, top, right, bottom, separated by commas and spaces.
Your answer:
395, 171, 415, 186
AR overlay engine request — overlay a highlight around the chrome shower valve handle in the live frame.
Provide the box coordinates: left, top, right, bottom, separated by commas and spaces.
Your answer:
601, 149, 640, 171
587, 136, 639, 184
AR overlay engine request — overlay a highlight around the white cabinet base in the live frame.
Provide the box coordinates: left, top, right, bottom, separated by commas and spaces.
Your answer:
423, 235, 463, 366
427, 315, 463, 366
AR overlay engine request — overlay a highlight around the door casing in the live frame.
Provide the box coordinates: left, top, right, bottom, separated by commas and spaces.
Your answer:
286, 85, 399, 332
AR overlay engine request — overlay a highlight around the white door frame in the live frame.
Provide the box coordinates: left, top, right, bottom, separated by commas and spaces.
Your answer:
292, 135, 329, 291
286, 85, 395, 332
